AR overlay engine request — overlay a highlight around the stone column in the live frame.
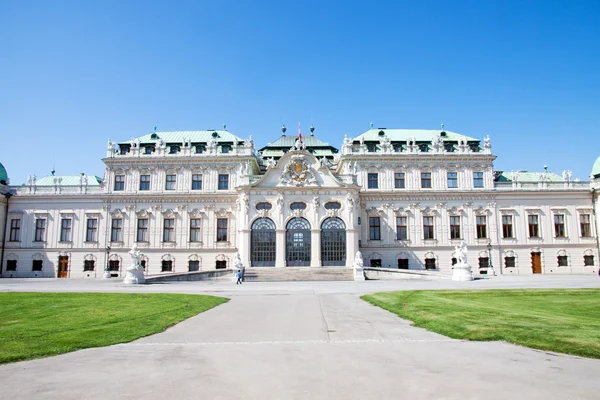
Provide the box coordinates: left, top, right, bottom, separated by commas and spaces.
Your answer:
239, 228, 251, 267
276, 229, 286, 267
311, 229, 321, 267
346, 228, 359, 267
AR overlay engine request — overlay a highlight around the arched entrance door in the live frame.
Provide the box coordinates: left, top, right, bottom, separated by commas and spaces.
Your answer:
321, 217, 346, 266
251, 218, 276, 267
286, 217, 311, 266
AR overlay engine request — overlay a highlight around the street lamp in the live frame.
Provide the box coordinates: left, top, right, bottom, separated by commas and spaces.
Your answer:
487, 240, 496, 276
103, 245, 111, 279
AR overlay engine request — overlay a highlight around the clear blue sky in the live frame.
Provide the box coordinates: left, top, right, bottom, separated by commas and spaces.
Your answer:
1, 0, 599, 184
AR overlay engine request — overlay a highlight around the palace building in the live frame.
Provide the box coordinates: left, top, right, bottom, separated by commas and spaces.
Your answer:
1, 125, 599, 279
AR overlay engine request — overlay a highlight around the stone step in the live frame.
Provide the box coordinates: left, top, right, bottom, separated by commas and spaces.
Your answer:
243, 267, 354, 282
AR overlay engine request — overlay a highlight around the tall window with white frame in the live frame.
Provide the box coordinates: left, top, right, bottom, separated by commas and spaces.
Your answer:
34, 218, 46, 242
86, 218, 98, 242
396, 216, 407, 240
60, 218, 72, 242
191, 174, 202, 190
502, 215, 513, 238
163, 219, 175, 242
528, 215, 540, 238
447, 172, 458, 188
394, 173, 405, 189
111, 218, 122, 242
218, 174, 229, 190
216, 219, 228, 242
190, 219, 201, 242
9, 219, 21, 242
165, 174, 176, 190
421, 172, 432, 188
450, 216, 461, 239
369, 217, 381, 240
368, 173, 378, 189
554, 215, 566, 238
473, 172, 484, 188
139, 174, 150, 191
137, 219, 149, 242
114, 175, 125, 191
476, 216, 487, 239
423, 216, 434, 240
580, 214, 591, 237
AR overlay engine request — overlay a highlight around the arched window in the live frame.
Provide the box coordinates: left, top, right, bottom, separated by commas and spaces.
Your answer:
251, 218, 276, 267
321, 218, 346, 266
286, 218, 311, 266
324, 201, 342, 210
290, 202, 307, 211
256, 202, 272, 210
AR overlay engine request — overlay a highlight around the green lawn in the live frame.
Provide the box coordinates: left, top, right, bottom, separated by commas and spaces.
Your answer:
362, 289, 600, 359
0, 292, 228, 364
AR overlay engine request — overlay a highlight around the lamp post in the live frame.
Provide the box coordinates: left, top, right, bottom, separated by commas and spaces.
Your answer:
487, 240, 496, 276
103, 245, 111, 279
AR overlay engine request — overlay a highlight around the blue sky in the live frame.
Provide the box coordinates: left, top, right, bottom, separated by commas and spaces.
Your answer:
1, 0, 599, 184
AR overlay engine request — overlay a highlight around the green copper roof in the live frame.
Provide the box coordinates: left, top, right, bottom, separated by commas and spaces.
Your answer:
34, 175, 102, 186
496, 171, 563, 183
353, 129, 479, 142
592, 156, 600, 179
121, 130, 244, 145
260, 135, 333, 148
0, 162, 7, 185
258, 134, 339, 161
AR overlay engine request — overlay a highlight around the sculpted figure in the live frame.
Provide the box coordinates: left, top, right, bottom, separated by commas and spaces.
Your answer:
354, 251, 364, 268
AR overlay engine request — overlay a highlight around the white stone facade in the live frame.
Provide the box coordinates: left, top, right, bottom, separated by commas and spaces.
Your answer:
1, 128, 598, 278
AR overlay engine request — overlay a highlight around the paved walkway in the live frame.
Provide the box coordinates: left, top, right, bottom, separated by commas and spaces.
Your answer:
1, 276, 600, 399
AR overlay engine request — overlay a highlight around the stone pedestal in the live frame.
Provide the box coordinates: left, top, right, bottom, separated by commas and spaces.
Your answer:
123, 266, 145, 284
354, 266, 365, 281
452, 263, 474, 281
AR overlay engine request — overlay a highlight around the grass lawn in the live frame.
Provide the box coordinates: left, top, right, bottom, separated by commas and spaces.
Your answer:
0, 292, 228, 364
362, 289, 600, 359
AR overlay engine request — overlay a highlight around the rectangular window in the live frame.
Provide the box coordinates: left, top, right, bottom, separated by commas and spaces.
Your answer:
580, 214, 591, 237
34, 219, 46, 242
217, 219, 228, 242
60, 218, 72, 242
86, 218, 98, 242
111, 219, 122, 242
502, 215, 513, 238
394, 173, 405, 189
83, 260, 95, 271
423, 216, 434, 239
114, 175, 125, 191
447, 172, 458, 188
450, 216, 461, 239
505, 256, 516, 268
584, 255, 595, 266
216, 260, 227, 269
554, 215, 565, 237
161, 260, 173, 272
163, 219, 175, 242
165, 174, 176, 190
189, 260, 200, 271
6, 260, 17, 271
528, 215, 539, 238
557, 256, 568, 267
32, 260, 43, 271
398, 259, 409, 269
479, 257, 489, 268
109, 260, 120, 271
368, 173, 378, 189
137, 219, 149, 242
190, 219, 201, 242
139, 175, 151, 191
369, 217, 381, 240
473, 172, 484, 188
9, 219, 21, 242
192, 174, 203, 190
476, 216, 487, 239
425, 258, 436, 270
396, 216, 407, 240
421, 172, 432, 188
370, 259, 382, 267
218, 174, 229, 190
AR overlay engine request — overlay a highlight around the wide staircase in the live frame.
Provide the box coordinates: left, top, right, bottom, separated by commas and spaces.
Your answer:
243, 267, 354, 282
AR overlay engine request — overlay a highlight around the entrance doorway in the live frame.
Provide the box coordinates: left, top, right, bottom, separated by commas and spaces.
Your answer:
531, 252, 542, 274
286, 218, 311, 266
58, 256, 69, 278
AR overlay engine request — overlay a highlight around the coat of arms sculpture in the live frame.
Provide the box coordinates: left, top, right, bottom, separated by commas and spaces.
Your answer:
279, 154, 317, 186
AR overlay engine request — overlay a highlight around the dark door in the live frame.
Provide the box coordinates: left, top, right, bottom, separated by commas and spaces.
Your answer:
531, 252, 542, 274
251, 218, 276, 266
321, 218, 346, 266
58, 256, 69, 278
286, 218, 311, 267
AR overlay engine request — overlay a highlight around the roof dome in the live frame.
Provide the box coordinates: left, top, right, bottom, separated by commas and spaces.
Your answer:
0, 162, 7, 185
592, 156, 600, 179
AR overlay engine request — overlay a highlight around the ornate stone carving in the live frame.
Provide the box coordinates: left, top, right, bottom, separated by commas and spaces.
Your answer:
279, 155, 317, 186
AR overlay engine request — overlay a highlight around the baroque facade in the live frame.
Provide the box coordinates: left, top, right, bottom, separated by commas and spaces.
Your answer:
1, 125, 599, 279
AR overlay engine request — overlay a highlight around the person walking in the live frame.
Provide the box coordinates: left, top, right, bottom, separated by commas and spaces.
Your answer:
236, 270, 242, 285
